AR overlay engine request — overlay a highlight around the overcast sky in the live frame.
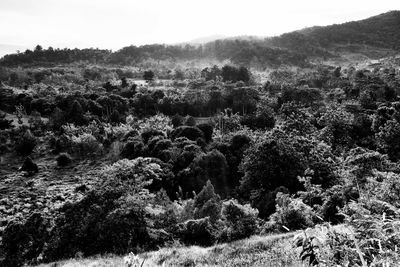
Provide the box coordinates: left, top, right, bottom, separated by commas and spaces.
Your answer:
0, 0, 399, 51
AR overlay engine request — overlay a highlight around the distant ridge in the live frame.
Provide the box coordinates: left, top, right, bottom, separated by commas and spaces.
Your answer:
1, 11, 400, 67
187, 35, 226, 44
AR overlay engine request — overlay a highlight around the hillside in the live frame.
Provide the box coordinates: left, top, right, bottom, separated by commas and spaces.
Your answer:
304, 10, 400, 50
265, 10, 400, 58
0, 11, 399, 68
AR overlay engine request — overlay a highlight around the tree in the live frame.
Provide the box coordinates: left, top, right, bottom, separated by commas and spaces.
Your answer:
179, 150, 229, 197
49, 107, 66, 131
34, 45, 43, 52
221, 65, 251, 83
16, 130, 37, 156
376, 119, 400, 161
193, 180, 222, 222
68, 100, 86, 125
237, 66, 251, 83
228, 86, 259, 115
143, 70, 154, 82
239, 131, 307, 218
121, 77, 128, 88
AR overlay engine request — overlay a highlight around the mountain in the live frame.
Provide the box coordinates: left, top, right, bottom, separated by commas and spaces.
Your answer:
302, 11, 400, 50
1, 11, 399, 67
264, 11, 400, 58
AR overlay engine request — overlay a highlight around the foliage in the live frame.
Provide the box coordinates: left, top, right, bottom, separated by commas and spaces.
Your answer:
220, 199, 259, 241
120, 137, 145, 160
15, 129, 37, 156
1, 213, 49, 266
171, 126, 205, 141
269, 193, 316, 231
143, 70, 155, 81
56, 152, 72, 167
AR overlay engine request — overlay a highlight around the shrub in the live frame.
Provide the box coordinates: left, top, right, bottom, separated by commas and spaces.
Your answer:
269, 193, 316, 231
120, 138, 145, 159
177, 217, 218, 246
19, 156, 39, 175
220, 199, 259, 241
43, 189, 150, 262
56, 153, 72, 167
1, 213, 49, 266
16, 129, 37, 156
71, 133, 102, 157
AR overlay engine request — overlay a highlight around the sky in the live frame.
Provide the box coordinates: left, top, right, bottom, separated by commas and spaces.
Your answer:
0, 0, 399, 52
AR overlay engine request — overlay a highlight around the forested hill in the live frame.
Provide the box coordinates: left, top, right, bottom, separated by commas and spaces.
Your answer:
302, 10, 400, 50
264, 10, 400, 57
1, 11, 399, 68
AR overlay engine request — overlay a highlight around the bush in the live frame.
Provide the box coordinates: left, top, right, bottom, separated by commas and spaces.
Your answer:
1, 213, 49, 266
269, 193, 316, 231
56, 153, 72, 167
177, 217, 218, 246
16, 129, 37, 156
71, 133, 103, 157
220, 199, 259, 241
43, 189, 150, 262
120, 137, 145, 159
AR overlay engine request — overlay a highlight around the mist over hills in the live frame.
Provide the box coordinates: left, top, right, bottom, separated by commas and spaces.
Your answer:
1, 10, 399, 67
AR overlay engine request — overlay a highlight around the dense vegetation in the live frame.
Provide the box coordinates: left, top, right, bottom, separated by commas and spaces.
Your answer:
0, 55, 400, 265
1, 11, 400, 267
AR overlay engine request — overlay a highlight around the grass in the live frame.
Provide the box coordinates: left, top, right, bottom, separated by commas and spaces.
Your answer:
36, 224, 350, 267
36, 232, 304, 267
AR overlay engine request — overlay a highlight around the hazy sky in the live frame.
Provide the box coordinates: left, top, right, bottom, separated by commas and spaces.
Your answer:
0, 0, 399, 51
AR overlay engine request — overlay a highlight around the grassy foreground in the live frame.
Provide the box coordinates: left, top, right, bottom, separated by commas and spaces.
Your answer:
36, 231, 310, 267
